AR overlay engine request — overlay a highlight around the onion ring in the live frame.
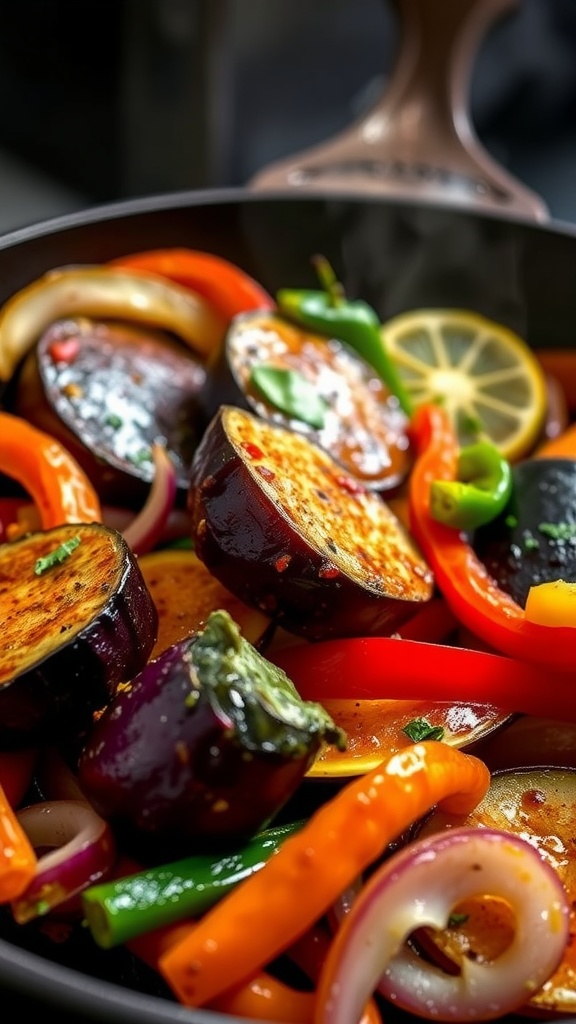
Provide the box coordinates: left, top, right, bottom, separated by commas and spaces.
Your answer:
13, 799, 115, 924
315, 826, 569, 1023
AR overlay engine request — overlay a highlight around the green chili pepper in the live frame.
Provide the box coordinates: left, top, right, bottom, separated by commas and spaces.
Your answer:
81, 819, 303, 948
276, 255, 412, 416
430, 441, 513, 531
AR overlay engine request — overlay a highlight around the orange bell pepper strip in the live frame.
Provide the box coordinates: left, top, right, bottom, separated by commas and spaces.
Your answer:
535, 419, 576, 459
110, 248, 275, 323
0, 412, 101, 532
0, 782, 37, 902
158, 741, 490, 1009
408, 403, 576, 672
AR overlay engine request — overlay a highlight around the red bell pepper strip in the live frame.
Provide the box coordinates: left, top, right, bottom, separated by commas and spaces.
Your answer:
110, 248, 275, 323
407, 403, 576, 672
272, 636, 576, 722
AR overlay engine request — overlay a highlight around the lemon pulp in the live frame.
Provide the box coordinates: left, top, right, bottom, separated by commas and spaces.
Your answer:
381, 308, 548, 460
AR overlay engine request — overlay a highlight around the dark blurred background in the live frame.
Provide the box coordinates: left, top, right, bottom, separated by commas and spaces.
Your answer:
0, 0, 575, 233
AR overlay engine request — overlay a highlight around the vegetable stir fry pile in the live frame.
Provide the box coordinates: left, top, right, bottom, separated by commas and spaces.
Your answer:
0, 247, 575, 1023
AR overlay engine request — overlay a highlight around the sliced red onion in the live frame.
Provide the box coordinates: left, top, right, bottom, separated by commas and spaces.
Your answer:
12, 799, 115, 924
121, 442, 177, 556
316, 827, 569, 1024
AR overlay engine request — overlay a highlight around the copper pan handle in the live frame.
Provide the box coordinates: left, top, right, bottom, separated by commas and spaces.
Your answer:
250, 0, 548, 222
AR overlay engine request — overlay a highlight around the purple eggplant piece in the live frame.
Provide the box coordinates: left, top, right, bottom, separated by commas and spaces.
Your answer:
78, 610, 345, 853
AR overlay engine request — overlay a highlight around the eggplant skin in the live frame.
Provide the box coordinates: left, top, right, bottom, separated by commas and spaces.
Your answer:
0, 523, 157, 748
78, 618, 338, 854
473, 458, 576, 606
187, 406, 433, 641
12, 319, 207, 507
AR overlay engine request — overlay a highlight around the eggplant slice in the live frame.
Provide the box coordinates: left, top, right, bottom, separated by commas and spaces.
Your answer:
12, 318, 208, 506
0, 522, 157, 746
473, 458, 576, 606
201, 311, 411, 491
78, 609, 345, 854
188, 405, 434, 641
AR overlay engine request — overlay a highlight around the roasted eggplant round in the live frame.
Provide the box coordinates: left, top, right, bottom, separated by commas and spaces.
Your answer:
12, 318, 208, 507
201, 311, 411, 491
472, 458, 576, 606
0, 522, 157, 746
188, 405, 434, 641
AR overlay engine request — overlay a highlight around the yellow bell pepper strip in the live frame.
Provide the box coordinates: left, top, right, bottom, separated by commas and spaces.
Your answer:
0, 412, 101, 529
408, 403, 576, 671
0, 265, 227, 384
525, 579, 576, 627
109, 248, 275, 322
277, 255, 412, 415
430, 440, 513, 530
158, 741, 490, 1008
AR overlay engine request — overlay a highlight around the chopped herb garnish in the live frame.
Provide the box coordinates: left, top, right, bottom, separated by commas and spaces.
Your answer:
105, 412, 123, 429
447, 912, 469, 928
402, 717, 445, 742
538, 521, 576, 541
460, 412, 483, 436
504, 514, 518, 528
128, 448, 153, 466
523, 533, 539, 551
34, 535, 82, 575
250, 365, 329, 429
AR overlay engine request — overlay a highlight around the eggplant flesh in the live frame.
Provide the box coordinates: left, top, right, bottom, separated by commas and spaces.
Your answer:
12, 318, 207, 507
0, 522, 157, 747
202, 311, 411, 491
78, 610, 345, 855
473, 458, 576, 606
188, 405, 433, 641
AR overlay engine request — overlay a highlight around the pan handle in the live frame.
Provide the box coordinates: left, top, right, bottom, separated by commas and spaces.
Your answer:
250, 0, 548, 222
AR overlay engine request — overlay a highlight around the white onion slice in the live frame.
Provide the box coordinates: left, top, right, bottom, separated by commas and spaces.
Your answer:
13, 799, 115, 924
0, 265, 226, 382
121, 442, 178, 555
315, 827, 569, 1024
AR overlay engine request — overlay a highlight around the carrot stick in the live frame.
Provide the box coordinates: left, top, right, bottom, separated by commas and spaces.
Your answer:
158, 741, 490, 1008
209, 974, 315, 1022
0, 782, 37, 901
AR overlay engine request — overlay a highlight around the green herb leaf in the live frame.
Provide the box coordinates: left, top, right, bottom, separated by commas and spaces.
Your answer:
538, 521, 576, 541
402, 717, 445, 742
34, 535, 82, 576
447, 912, 469, 928
250, 365, 328, 429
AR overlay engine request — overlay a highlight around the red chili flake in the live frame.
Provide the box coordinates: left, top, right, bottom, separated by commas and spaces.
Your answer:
274, 554, 292, 573
62, 382, 84, 399
48, 337, 80, 364
241, 442, 264, 460
318, 562, 340, 579
256, 465, 275, 482
335, 474, 366, 497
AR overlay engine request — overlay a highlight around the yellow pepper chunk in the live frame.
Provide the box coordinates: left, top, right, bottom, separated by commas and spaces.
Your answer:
525, 579, 576, 627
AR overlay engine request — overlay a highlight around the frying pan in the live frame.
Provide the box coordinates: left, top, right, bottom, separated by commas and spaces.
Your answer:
0, 0, 575, 1021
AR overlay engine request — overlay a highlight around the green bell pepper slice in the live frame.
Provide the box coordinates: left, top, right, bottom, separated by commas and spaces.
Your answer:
277, 255, 412, 416
430, 441, 513, 531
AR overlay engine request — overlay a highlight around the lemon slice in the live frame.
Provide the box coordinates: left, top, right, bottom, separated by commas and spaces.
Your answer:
381, 309, 547, 460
